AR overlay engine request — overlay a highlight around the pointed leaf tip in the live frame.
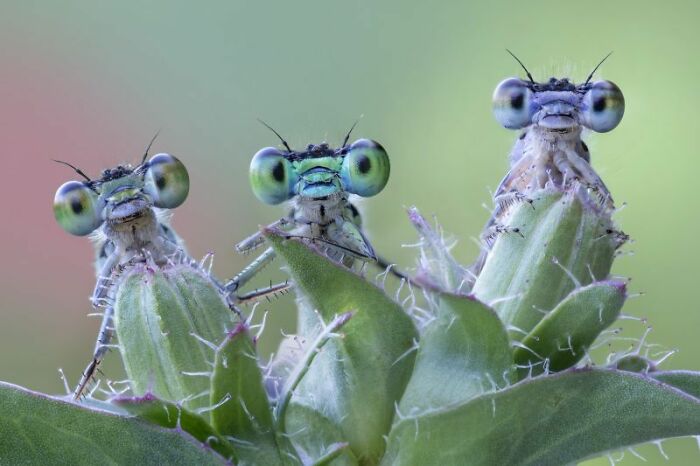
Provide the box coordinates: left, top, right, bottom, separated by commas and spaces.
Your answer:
514, 280, 626, 377
112, 392, 237, 461
399, 292, 513, 412
266, 228, 418, 463
210, 325, 290, 465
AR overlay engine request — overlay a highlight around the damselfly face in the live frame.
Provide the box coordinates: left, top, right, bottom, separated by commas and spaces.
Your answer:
53, 154, 189, 238
227, 133, 395, 298
488, 54, 624, 206
493, 77, 624, 134
249, 139, 390, 205
469, 56, 625, 283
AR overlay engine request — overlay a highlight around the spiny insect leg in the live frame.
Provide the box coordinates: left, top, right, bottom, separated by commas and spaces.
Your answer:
91, 254, 120, 306
235, 230, 267, 254
226, 247, 277, 294
75, 253, 121, 399
235, 218, 290, 254
235, 280, 291, 304
74, 304, 115, 399
562, 148, 615, 208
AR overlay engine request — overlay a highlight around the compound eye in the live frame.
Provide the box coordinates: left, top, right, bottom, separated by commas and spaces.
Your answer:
582, 80, 624, 133
249, 147, 296, 205
492, 78, 534, 129
144, 153, 190, 209
53, 181, 103, 236
341, 139, 390, 197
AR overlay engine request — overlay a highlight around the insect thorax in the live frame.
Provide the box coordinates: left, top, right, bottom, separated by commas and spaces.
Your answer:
101, 208, 161, 255
501, 125, 600, 198
291, 191, 349, 226
513, 126, 588, 162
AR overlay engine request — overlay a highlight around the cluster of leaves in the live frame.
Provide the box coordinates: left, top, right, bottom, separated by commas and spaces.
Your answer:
1, 187, 700, 465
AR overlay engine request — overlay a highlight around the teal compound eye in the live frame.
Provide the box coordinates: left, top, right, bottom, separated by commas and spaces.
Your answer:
581, 80, 625, 133
144, 153, 190, 209
53, 181, 103, 236
250, 147, 297, 205
492, 78, 534, 129
341, 139, 390, 197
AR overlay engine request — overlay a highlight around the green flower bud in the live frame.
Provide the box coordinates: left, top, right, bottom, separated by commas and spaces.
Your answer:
114, 262, 237, 414
472, 188, 625, 338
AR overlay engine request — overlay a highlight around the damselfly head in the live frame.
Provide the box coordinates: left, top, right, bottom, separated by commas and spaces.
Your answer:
249, 138, 390, 205
53, 154, 189, 236
493, 55, 624, 134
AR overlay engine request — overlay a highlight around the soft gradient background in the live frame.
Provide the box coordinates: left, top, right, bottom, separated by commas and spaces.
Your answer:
1, 1, 698, 464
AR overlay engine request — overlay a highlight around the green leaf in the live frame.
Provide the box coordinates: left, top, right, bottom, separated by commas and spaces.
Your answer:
399, 292, 513, 413
115, 264, 237, 414
209, 324, 293, 465
275, 313, 353, 425
112, 392, 236, 462
0, 382, 224, 465
653, 370, 700, 399
277, 314, 355, 465
266, 230, 419, 464
284, 404, 359, 466
407, 206, 470, 291
312, 442, 352, 466
65, 395, 129, 415
472, 189, 618, 337
382, 368, 700, 466
513, 280, 626, 378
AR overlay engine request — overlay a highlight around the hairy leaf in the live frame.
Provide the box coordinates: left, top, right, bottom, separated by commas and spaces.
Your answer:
514, 280, 626, 378
653, 370, 700, 399
407, 206, 470, 291
472, 189, 617, 337
382, 368, 700, 466
285, 404, 359, 466
0, 382, 224, 465
399, 292, 513, 413
112, 392, 236, 461
115, 264, 237, 414
266, 230, 418, 464
209, 324, 293, 465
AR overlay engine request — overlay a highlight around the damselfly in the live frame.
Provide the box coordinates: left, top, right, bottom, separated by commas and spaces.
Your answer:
491, 52, 624, 213
226, 123, 399, 296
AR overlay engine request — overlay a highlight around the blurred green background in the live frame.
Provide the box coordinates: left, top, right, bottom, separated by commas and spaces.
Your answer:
1, 1, 698, 464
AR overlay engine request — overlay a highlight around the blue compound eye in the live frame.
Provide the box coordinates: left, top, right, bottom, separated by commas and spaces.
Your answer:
341, 139, 390, 197
249, 147, 297, 205
492, 78, 534, 129
144, 153, 190, 209
582, 80, 625, 133
53, 181, 103, 236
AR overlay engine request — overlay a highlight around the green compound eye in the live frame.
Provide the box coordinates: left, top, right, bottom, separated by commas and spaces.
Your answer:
250, 147, 297, 205
144, 153, 190, 209
341, 139, 390, 197
582, 80, 625, 133
492, 78, 534, 129
53, 181, 103, 236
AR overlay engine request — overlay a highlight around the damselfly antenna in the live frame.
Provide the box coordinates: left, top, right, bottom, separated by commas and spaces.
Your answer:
342, 119, 360, 148
584, 51, 613, 85
141, 130, 161, 164
52, 159, 92, 182
257, 119, 292, 152
506, 49, 535, 84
